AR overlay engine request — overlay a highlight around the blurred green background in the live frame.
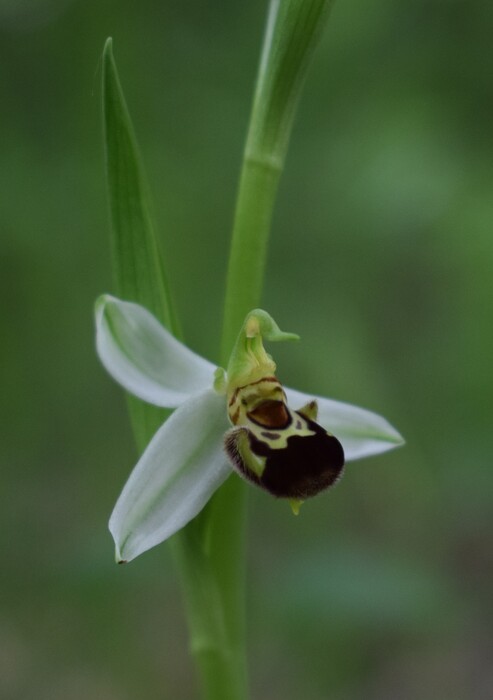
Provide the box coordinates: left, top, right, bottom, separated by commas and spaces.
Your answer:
1, 1, 492, 698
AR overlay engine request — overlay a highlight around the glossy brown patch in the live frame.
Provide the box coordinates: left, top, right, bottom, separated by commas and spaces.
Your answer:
247, 417, 345, 499
247, 400, 291, 429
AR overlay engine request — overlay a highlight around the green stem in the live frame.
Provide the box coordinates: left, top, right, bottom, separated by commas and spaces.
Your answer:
172, 514, 245, 700
221, 158, 282, 359
193, 155, 283, 700
221, 0, 335, 357
197, 2, 336, 699
104, 0, 336, 696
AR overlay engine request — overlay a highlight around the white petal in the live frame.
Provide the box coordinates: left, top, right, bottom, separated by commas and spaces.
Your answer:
109, 389, 231, 562
285, 387, 404, 462
95, 295, 216, 407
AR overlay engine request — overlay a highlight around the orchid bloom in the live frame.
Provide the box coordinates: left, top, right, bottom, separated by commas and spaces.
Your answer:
96, 295, 403, 563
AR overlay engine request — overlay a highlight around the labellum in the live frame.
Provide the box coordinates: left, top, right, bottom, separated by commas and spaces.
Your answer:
224, 374, 345, 513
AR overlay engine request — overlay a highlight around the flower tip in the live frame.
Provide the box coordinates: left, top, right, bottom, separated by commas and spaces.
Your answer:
283, 332, 301, 343
213, 367, 227, 395
113, 541, 126, 564
244, 309, 299, 343
245, 315, 260, 338
289, 498, 303, 516
111, 527, 129, 564
95, 293, 116, 316
387, 424, 405, 446
114, 541, 129, 564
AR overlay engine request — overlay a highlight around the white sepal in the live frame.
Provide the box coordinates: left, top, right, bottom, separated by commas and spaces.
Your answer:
95, 295, 216, 407
284, 387, 404, 462
109, 389, 231, 562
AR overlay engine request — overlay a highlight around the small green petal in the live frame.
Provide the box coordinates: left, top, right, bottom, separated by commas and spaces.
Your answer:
213, 367, 227, 395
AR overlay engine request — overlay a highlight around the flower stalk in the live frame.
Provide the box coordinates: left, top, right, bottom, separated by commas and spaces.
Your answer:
210, 3, 337, 696
221, 0, 336, 357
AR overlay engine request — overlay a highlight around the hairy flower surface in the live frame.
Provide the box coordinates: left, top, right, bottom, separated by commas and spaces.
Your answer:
96, 295, 403, 562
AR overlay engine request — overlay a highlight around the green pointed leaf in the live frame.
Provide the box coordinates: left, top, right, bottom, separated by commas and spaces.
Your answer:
102, 38, 180, 450
102, 37, 177, 328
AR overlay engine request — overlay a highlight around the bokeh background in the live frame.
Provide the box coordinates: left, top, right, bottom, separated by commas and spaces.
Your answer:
2, 1, 492, 698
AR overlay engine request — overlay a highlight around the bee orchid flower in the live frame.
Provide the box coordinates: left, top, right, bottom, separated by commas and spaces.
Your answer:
96, 295, 403, 563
